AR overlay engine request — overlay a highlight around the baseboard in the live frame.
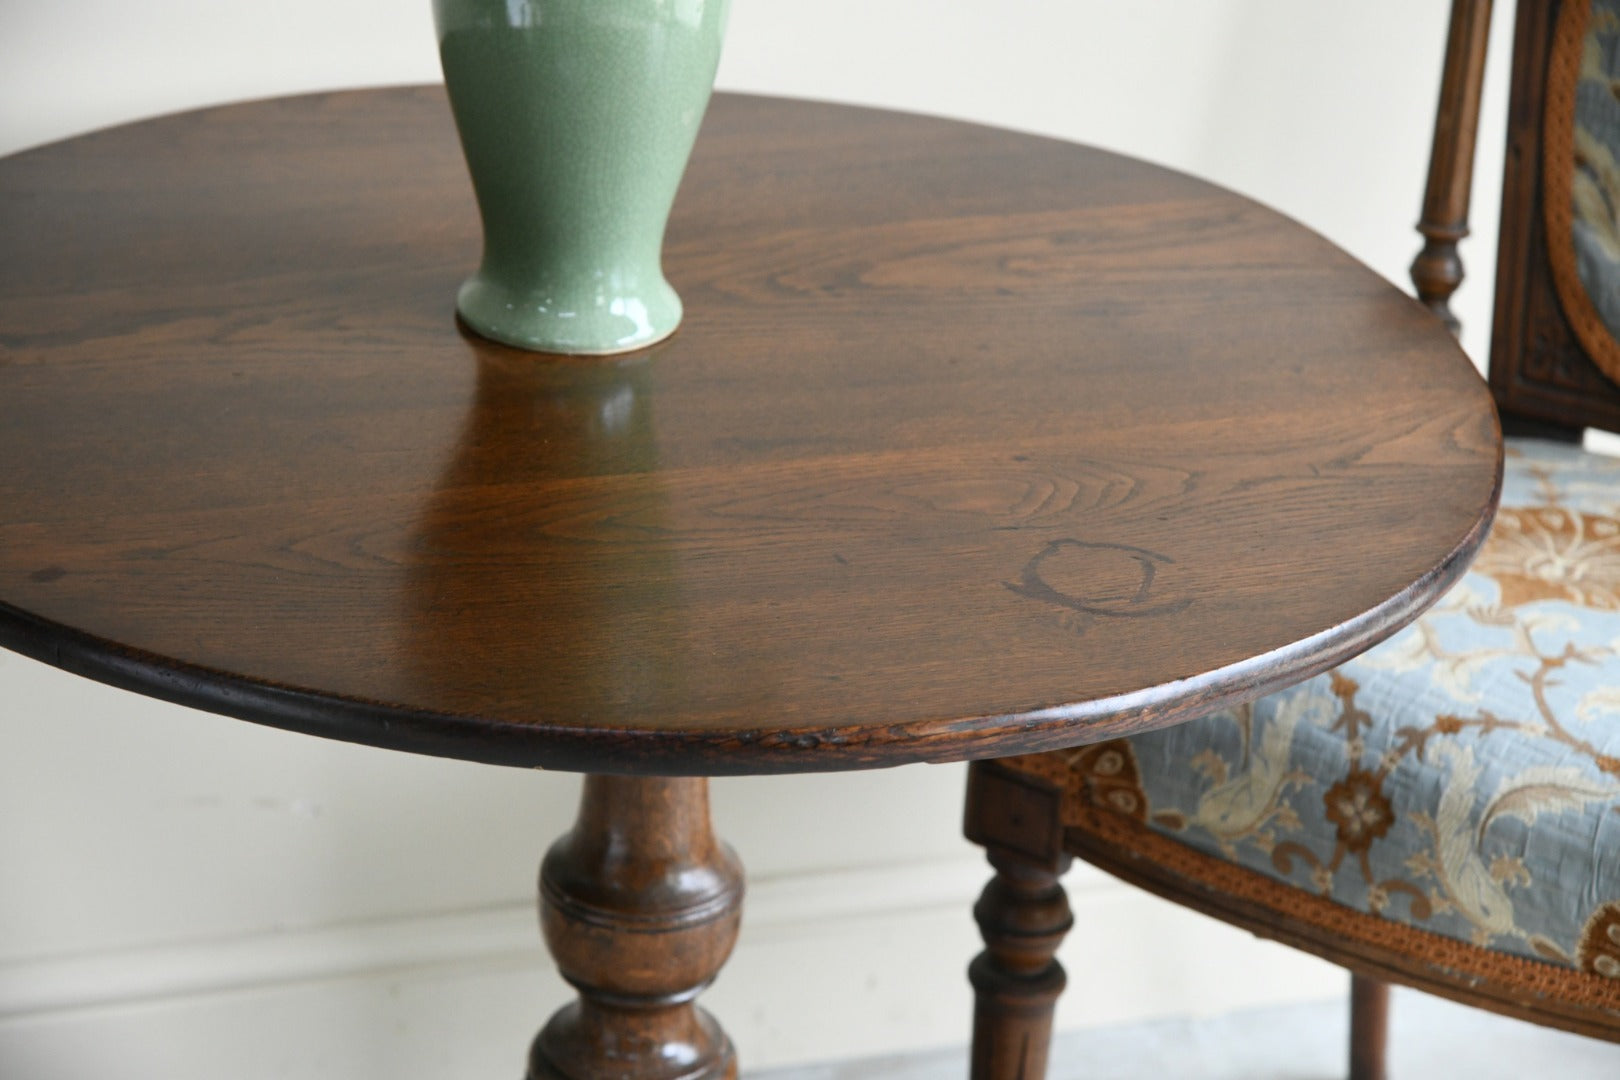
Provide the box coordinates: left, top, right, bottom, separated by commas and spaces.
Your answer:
0, 857, 1345, 1076
0, 857, 991, 1021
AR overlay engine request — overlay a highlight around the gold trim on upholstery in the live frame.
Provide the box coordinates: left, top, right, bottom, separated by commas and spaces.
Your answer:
1064, 799, 1620, 1036
990, 743, 1620, 1039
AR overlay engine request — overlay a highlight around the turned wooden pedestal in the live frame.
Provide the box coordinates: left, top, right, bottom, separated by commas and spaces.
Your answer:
531, 777, 742, 1080
0, 89, 1499, 1075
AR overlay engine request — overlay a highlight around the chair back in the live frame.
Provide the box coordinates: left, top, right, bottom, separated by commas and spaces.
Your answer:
1421, 0, 1620, 436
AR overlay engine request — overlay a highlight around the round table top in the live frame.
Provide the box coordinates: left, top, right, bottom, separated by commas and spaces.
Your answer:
0, 88, 1501, 775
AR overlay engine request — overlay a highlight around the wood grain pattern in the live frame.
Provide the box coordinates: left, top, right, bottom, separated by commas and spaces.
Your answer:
532, 776, 741, 1080
0, 89, 1501, 775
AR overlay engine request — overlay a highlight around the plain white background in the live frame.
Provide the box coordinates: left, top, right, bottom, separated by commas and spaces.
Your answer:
0, 2, 1519, 1076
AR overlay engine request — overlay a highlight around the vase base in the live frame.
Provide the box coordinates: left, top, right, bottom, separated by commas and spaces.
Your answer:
455, 275, 682, 357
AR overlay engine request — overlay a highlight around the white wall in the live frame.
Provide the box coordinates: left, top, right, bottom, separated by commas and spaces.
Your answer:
0, 2, 1516, 1076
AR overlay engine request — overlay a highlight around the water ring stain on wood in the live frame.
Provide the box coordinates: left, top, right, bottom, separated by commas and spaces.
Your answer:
1005, 538, 1193, 625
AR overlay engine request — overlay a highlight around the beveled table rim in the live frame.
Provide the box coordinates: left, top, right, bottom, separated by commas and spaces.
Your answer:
0, 490, 1498, 776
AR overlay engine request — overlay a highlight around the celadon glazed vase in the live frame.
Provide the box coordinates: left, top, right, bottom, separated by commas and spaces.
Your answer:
433, 0, 730, 355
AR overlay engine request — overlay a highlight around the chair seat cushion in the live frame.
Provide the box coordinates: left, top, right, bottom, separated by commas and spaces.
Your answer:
1003, 439, 1620, 999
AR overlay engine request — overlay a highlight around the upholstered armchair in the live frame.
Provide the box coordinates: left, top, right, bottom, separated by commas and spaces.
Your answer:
965, 2, 1620, 1077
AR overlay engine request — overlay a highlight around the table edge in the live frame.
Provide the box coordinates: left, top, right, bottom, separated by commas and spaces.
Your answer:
0, 87, 1507, 775
0, 445, 1502, 776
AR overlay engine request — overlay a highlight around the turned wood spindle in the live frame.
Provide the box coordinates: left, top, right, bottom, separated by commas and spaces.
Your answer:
1411, 0, 1495, 335
531, 775, 744, 1080
968, 849, 1075, 1080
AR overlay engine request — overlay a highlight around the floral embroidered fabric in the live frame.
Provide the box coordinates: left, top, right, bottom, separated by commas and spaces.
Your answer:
1022, 440, 1620, 980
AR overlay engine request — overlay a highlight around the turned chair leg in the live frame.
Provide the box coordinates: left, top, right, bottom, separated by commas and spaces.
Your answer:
969, 850, 1074, 1080
1349, 974, 1390, 1080
964, 761, 1073, 1080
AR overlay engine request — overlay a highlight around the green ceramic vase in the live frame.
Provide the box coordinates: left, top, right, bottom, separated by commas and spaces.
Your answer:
433, 0, 729, 355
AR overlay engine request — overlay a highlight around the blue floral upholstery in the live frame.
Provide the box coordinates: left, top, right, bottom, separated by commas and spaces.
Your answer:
1005, 439, 1620, 989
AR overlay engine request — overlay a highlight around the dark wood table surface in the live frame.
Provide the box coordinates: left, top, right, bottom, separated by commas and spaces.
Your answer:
0, 88, 1501, 1079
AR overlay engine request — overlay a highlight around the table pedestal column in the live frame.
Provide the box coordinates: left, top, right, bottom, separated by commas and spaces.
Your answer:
530, 775, 743, 1080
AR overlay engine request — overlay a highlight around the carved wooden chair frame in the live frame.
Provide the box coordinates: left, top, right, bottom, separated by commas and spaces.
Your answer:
964, 2, 1620, 1078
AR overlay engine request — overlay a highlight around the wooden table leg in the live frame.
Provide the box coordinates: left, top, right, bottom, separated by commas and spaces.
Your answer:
529, 775, 744, 1080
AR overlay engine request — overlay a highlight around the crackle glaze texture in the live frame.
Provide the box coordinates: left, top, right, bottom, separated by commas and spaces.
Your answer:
434, 0, 729, 354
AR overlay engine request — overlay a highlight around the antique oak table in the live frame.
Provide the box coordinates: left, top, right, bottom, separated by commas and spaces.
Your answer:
0, 89, 1500, 1077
